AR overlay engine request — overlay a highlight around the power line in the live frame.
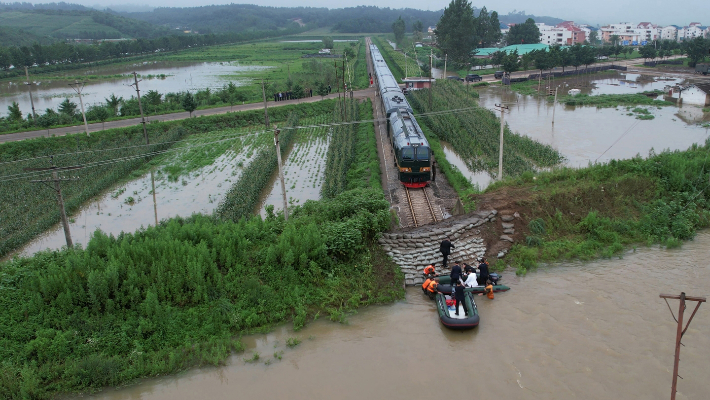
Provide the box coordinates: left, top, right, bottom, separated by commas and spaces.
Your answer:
0, 106, 481, 166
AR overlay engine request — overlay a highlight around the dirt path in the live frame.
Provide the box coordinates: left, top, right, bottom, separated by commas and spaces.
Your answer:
0, 88, 376, 144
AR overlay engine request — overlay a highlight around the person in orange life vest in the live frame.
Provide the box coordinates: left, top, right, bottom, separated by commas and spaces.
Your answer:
423, 264, 438, 279
479, 283, 494, 299
426, 279, 439, 293
422, 277, 432, 291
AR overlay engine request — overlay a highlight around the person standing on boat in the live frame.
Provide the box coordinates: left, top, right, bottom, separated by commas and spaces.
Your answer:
477, 257, 490, 286
450, 261, 463, 285
440, 238, 454, 267
454, 280, 468, 316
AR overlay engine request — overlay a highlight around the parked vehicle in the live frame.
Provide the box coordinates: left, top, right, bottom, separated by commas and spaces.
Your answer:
695, 64, 709, 75
465, 74, 482, 82
494, 71, 504, 79
447, 76, 464, 81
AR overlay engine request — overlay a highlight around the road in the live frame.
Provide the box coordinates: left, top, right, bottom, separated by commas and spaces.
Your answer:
0, 88, 377, 144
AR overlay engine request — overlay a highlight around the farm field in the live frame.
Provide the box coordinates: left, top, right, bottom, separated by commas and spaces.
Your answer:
0, 100, 334, 258
0, 11, 125, 38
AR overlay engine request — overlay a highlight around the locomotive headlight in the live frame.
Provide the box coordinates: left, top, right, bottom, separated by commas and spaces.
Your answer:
420, 167, 431, 172
399, 167, 412, 172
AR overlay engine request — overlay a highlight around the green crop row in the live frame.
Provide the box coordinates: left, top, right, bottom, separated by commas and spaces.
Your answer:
321, 99, 360, 198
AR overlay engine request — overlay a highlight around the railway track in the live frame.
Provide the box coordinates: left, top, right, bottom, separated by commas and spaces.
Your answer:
404, 186, 440, 227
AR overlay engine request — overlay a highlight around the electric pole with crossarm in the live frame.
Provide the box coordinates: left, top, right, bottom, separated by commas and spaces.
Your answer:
23, 156, 83, 248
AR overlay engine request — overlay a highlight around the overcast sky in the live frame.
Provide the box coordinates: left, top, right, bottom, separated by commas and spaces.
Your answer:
71, 0, 705, 27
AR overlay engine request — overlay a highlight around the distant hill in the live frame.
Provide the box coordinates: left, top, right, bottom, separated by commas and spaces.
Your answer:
0, 25, 56, 46
120, 5, 443, 34
0, 8, 172, 40
498, 11, 565, 26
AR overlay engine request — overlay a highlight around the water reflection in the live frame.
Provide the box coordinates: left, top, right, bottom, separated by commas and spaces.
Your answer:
439, 140, 492, 189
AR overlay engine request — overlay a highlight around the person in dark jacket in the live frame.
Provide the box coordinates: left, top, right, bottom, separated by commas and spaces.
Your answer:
449, 261, 462, 285
440, 238, 454, 267
454, 280, 467, 316
477, 257, 490, 286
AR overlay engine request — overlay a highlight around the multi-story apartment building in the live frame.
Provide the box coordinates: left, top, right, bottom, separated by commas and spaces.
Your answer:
535, 21, 588, 46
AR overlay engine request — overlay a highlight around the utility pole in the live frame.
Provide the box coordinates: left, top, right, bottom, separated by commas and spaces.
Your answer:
405, 52, 408, 78
130, 72, 148, 144
69, 80, 90, 137
261, 79, 269, 129
660, 292, 705, 400
495, 104, 509, 180
342, 58, 346, 120
552, 86, 559, 126
24, 156, 83, 248
444, 53, 447, 79
130, 72, 157, 224
274, 127, 289, 221
24, 67, 37, 122
429, 48, 433, 109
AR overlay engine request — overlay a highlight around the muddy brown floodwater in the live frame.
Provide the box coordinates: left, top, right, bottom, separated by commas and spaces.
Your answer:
78, 231, 710, 400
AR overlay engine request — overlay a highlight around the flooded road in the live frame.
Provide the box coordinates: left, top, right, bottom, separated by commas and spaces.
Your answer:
78, 230, 710, 400
1, 61, 271, 118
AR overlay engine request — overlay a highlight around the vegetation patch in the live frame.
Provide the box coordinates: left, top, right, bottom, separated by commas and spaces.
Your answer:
562, 93, 673, 108
481, 143, 710, 275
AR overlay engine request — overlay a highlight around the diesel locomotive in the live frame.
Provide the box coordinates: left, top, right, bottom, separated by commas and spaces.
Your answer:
370, 44, 434, 188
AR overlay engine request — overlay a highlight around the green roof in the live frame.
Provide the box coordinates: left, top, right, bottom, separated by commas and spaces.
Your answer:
473, 43, 551, 56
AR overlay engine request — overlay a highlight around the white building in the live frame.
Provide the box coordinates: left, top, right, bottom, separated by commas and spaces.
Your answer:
600, 22, 660, 44
661, 25, 678, 41
678, 23, 708, 41
536, 21, 587, 46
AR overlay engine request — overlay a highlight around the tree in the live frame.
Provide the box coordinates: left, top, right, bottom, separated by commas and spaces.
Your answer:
506, 18, 540, 45
7, 101, 23, 122
316, 81, 329, 98
501, 50, 520, 74
434, 0, 477, 65
343, 47, 355, 60
412, 20, 424, 41
485, 11, 503, 46
322, 36, 334, 50
87, 106, 110, 130
639, 45, 656, 63
58, 98, 77, 117
392, 16, 406, 45
181, 91, 197, 117
588, 30, 599, 45
491, 50, 505, 67
684, 37, 710, 67
105, 94, 122, 116
609, 35, 620, 46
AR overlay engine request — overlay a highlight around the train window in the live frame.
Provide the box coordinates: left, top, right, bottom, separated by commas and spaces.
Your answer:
401, 147, 414, 160
416, 146, 430, 161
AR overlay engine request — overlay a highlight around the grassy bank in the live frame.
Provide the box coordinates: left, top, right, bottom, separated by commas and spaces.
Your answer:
483, 141, 710, 274
0, 187, 403, 398
562, 93, 674, 108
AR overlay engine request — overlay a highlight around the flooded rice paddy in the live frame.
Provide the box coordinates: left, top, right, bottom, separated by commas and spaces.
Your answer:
259, 120, 329, 216
76, 230, 710, 400
0, 61, 272, 117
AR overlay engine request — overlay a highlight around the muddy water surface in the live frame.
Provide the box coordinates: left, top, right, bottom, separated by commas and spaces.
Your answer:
79, 231, 710, 400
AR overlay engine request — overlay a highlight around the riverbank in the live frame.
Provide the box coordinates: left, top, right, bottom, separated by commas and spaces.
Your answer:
468, 140, 710, 273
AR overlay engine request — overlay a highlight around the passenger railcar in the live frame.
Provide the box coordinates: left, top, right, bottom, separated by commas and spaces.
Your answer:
370, 44, 434, 188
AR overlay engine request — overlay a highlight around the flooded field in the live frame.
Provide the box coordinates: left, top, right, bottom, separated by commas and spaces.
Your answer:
6, 128, 269, 258
259, 121, 329, 216
0, 61, 272, 117
436, 71, 710, 189
76, 230, 710, 400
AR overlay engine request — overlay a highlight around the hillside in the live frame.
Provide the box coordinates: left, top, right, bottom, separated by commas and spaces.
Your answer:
0, 9, 170, 40
121, 5, 443, 34
498, 11, 564, 26
0, 26, 56, 46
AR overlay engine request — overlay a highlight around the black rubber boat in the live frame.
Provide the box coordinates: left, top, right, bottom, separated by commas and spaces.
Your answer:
436, 292, 480, 330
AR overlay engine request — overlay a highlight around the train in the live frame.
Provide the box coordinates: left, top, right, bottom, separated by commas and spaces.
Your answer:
370, 44, 434, 188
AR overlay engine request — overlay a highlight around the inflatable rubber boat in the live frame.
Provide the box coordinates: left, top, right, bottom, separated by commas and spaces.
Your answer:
436, 292, 480, 330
